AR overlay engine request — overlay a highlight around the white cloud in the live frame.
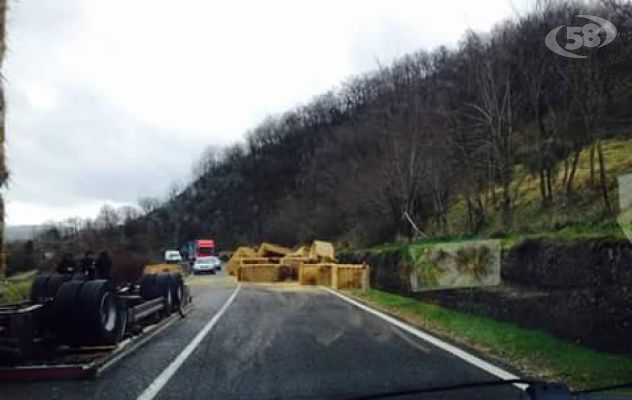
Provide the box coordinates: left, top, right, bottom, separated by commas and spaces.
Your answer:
5, 200, 129, 226
23, 83, 59, 112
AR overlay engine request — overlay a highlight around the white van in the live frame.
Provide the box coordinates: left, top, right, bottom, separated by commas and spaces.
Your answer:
164, 250, 183, 264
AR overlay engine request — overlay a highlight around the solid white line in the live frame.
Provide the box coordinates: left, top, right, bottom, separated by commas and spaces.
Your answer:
137, 284, 241, 400
321, 287, 527, 391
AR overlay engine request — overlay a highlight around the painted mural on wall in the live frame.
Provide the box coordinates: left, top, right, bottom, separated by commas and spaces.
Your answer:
618, 174, 632, 244
408, 240, 501, 291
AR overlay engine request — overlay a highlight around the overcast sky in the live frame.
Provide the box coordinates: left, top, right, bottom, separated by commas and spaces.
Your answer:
3, 0, 518, 226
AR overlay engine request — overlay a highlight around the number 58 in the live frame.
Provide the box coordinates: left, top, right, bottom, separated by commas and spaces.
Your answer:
566, 23, 602, 49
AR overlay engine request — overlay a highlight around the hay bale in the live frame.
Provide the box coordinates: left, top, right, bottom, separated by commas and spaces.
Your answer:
333, 264, 369, 290
257, 243, 292, 257
288, 245, 309, 257
299, 263, 333, 286
231, 246, 257, 259
278, 265, 298, 281
226, 246, 257, 275
241, 257, 271, 265
144, 263, 185, 275
237, 257, 281, 279
280, 257, 309, 281
297, 262, 369, 289
309, 240, 335, 262
280, 256, 310, 267
238, 264, 279, 282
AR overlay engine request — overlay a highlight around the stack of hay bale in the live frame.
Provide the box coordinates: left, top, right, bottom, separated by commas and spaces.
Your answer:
226, 247, 258, 276
237, 243, 291, 282
297, 240, 335, 286
230, 240, 369, 289
278, 245, 310, 280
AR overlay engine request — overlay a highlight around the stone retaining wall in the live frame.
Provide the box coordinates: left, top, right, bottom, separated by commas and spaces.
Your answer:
340, 236, 632, 355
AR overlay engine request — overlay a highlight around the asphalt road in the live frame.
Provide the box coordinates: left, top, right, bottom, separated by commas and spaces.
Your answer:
0, 272, 522, 400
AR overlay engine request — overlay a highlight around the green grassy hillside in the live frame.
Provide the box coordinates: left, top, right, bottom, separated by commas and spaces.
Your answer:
427, 138, 632, 240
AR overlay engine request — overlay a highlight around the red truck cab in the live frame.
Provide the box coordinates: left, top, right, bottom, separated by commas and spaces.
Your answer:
194, 239, 215, 258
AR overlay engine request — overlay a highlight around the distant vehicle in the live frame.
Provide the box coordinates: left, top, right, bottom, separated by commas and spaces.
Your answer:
211, 256, 222, 271
187, 239, 216, 261
164, 250, 183, 264
192, 256, 221, 274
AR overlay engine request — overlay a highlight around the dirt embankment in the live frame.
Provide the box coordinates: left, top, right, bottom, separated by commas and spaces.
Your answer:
340, 237, 632, 355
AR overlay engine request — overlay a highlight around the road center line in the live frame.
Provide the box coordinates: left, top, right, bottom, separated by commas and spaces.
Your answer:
137, 284, 242, 400
321, 287, 527, 391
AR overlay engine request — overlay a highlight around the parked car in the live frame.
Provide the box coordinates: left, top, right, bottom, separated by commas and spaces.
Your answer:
164, 250, 183, 264
192, 256, 221, 274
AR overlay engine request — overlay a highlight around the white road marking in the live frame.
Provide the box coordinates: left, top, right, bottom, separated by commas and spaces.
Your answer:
390, 325, 431, 354
137, 284, 242, 400
321, 287, 527, 391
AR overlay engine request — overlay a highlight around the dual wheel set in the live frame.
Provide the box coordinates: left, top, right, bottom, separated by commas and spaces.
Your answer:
30, 272, 185, 346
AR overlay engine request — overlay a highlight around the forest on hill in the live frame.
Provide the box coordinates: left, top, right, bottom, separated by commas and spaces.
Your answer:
159, 1, 632, 248
6, 1, 632, 271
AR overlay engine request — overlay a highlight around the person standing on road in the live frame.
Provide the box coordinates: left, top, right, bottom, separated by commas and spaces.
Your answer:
56, 253, 77, 275
80, 251, 96, 279
95, 251, 112, 280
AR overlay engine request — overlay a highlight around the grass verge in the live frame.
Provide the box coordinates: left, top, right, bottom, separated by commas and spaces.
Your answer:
347, 288, 632, 390
0, 272, 34, 305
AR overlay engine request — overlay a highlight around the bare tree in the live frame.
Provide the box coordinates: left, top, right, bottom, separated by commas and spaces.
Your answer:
118, 205, 142, 224
95, 204, 120, 230
138, 197, 161, 215
192, 145, 224, 179
470, 40, 516, 228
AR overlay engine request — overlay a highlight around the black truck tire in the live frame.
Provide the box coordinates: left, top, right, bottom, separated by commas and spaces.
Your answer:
30, 275, 51, 303
71, 274, 89, 281
30, 274, 73, 303
155, 273, 174, 316
139, 274, 159, 300
52, 280, 126, 345
77, 280, 126, 345
51, 281, 86, 341
169, 272, 185, 307
45, 274, 73, 298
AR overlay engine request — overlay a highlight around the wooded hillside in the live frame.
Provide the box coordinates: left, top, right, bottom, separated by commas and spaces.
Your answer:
151, 1, 631, 249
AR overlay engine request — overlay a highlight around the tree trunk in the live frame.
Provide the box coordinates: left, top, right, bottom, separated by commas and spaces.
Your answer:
546, 168, 553, 201
539, 169, 547, 204
0, 0, 7, 278
435, 192, 446, 233
475, 196, 486, 232
566, 150, 581, 196
597, 140, 612, 212
466, 196, 473, 232
502, 171, 512, 230
589, 144, 596, 188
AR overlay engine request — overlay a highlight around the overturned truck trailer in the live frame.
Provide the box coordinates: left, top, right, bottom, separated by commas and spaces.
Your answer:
0, 272, 191, 381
